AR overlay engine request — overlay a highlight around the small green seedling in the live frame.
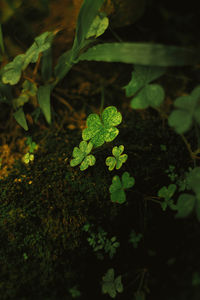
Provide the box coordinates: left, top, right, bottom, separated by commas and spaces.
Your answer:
69, 286, 81, 298
176, 167, 200, 221
26, 136, 38, 153
70, 141, 95, 171
158, 184, 177, 211
106, 145, 128, 171
22, 152, 34, 164
83, 224, 119, 259
82, 106, 122, 148
168, 85, 200, 134
129, 230, 143, 248
22, 136, 38, 164
124, 65, 165, 109
102, 268, 123, 298
109, 171, 135, 204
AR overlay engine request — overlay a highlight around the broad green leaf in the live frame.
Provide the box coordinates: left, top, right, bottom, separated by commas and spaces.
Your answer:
124, 65, 165, 97
176, 193, 196, 218
71, 0, 105, 59
122, 172, 135, 189
2, 54, 25, 85
131, 84, 165, 109
37, 84, 51, 124
13, 107, 28, 131
78, 43, 200, 66
86, 13, 109, 39
82, 106, 122, 147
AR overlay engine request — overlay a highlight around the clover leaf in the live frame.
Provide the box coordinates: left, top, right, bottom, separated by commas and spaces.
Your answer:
102, 268, 123, 298
106, 145, 128, 171
123, 65, 165, 109
124, 65, 166, 97
82, 106, 122, 148
168, 85, 200, 134
70, 140, 96, 171
158, 184, 177, 211
22, 152, 34, 164
109, 172, 135, 204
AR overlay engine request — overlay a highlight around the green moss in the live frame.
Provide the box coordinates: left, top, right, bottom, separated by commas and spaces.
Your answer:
0, 127, 114, 299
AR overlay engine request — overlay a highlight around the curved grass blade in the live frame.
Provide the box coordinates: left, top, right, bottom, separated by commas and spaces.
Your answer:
78, 43, 200, 66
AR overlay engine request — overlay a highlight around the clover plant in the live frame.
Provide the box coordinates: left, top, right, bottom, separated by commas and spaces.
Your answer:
69, 286, 81, 298
102, 268, 123, 298
158, 184, 177, 211
168, 85, 200, 134
109, 171, 135, 204
129, 230, 143, 249
70, 140, 95, 171
22, 136, 38, 164
124, 65, 166, 110
82, 224, 120, 259
106, 145, 128, 171
82, 106, 122, 148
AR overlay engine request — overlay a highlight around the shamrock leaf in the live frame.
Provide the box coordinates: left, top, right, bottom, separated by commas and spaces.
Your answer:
22, 152, 34, 164
82, 106, 122, 148
70, 141, 96, 171
124, 65, 165, 97
158, 184, 177, 211
129, 230, 143, 248
168, 85, 200, 134
109, 172, 135, 204
106, 145, 128, 171
121, 171, 135, 189
123, 65, 165, 109
102, 268, 123, 298
130, 83, 165, 109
